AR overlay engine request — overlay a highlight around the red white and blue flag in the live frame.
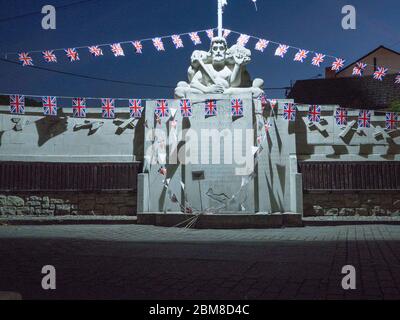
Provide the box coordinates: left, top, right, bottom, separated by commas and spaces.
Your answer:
373, 67, 388, 81
335, 108, 348, 126
352, 62, 367, 76
129, 99, 143, 118
171, 35, 184, 49
223, 29, 231, 39
42, 50, 57, 63
88, 46, 103, 57
205, 99, 217, 116
255, 39, 269, 52
155, 99, 169, 117
189, 32, 201, 45
237, 34, 250, 47
332, 58, 345, 71
42, 96, 57, 116
312, 53, 325, 67
180, 99, 192, 117
231, 98, 244, 117
132, 41, 143, 54
72, 98, 87, 118
9, 95, 25, 114
18, 53, 33, 66
308, 105, 321, 123
65, 48, 79, 62
358, 110, 371, 128
283, 103, 296, 121
396, 74, 400, 84
385, 112, 398, 130
275, 44, 289, 58
111, 43, 124, 57
101, 98, 116, 119
152, 38, 165, 51
206, 29, 214, 40
294, 49, 309, 63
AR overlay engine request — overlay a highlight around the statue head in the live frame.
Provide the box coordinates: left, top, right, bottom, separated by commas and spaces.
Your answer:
209, 37, 228, 66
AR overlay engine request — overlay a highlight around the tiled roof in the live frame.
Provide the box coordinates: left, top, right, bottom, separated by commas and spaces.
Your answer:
287, 73, 399, 109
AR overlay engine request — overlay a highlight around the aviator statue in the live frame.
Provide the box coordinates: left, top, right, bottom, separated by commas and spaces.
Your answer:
174, 37, 265, 99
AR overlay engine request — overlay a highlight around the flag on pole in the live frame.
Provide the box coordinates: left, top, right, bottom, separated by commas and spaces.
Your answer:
129, 99, 143, 118
88, 46, 103, 57
255, 39, 269, 52
18, 53, 33, 66
294, 49, 309, 63
42, 50, 57, 63
42, 96, 57, 116
171, 35, 184, 49
101, 98, 116, 119
9, 95, 25, 114
72, 98, 87, 118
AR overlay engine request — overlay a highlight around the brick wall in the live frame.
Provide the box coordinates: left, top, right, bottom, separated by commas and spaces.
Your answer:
0, 191, 136, 216
304, 191, 400, 217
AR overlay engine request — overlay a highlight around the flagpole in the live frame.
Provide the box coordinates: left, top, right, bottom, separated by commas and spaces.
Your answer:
218, 0, 223, 37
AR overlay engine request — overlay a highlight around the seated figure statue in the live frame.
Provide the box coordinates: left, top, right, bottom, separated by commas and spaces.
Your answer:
174, 37, 265, 99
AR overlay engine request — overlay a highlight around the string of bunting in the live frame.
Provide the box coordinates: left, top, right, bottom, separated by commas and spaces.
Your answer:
6, 27, 400, 84
4, 93, 399, 131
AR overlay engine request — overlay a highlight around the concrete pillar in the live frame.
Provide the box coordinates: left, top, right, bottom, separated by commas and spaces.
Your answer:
137, 173, 149, 213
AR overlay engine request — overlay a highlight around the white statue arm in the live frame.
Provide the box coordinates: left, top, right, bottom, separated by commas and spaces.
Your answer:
190, 70, 225, 94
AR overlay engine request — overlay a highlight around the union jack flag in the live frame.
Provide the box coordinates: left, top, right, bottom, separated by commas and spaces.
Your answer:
180, 99, 192, 117
171, 35, 184, 49
335, 108, 348, 126
385, 112, 398, 130
42, 96, 57, 116
352, 62, 367, 76
312, 53, 325, 67
111, 43, 124, 57
88, 46, 103, 57
222, 29, 231, 38
205, 99, 217, 116
237, 34, 250, 47
206, 29, 214, 40
294, 49, 309, 63
283, 103, 297, 121
65, 48, 79, 62
358, 110, 371, 128
308, 105, 321, 123
260, 94, 268, 110
231, 98, 244, 117
155, 99, 169, 117
152, 38, 165, 51
101, 98, 115, 119
18, 53, 33, 66
255, 39, 269, 52
268, 99, 278, 109
72, 98, 87, 118
275, 44, 289, 58
129, 99, 143, 118
189, 32, 201, 45
42, 50, 57, 63
332, 58, 345, 71
132, 41, 143, 54
9, 95, 25, 114
373, 67, 388, 81
396, 74, 400, 84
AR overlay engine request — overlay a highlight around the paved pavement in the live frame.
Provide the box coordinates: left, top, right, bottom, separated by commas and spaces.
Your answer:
1, 224, 400, 300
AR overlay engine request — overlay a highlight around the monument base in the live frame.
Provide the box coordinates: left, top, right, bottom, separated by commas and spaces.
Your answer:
137, 212, 303, 229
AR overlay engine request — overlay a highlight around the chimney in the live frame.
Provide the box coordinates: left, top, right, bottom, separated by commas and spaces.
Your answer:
325, 67, 336, 79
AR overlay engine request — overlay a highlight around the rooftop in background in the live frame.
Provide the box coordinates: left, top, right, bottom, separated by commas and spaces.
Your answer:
288, 45, 400, 109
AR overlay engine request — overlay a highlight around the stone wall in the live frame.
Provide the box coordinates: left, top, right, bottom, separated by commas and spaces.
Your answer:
304, 192, 400, 217
0, 191, 136, 216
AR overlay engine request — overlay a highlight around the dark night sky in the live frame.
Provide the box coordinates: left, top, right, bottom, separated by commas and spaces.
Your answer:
0, 0, 399, 101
